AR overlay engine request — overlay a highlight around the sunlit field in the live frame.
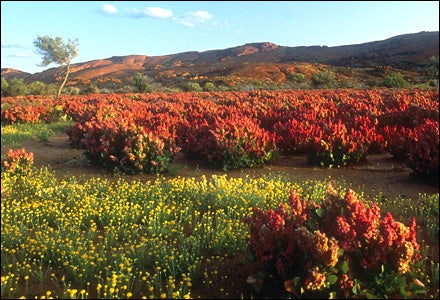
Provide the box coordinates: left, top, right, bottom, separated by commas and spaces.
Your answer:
1, 90, 439, 299
2, 166, 438, 299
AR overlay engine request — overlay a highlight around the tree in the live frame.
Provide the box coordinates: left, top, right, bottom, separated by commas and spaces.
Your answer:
291, 73, 305, 84
34, 35, 79, 97
132, 73, 151, 93
5, 78, 28, 96
425, 56, 439, 87
132, 73, 164, 93
27, 81, 48, 95
290, 73, 308, 89
1, 77, 9, 96
426, 56, 439, 78
82, 83, 100, 95
311, 71, 334, 88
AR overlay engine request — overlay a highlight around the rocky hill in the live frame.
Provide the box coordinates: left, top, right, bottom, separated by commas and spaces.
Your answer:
2, 31, 438, 90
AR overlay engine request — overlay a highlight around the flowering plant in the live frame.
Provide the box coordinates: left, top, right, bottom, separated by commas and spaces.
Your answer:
306, 120, 370, 168
406, 119, 439, 182
58, 90, 438, 175
1, 96, 65, 124
1, 148, 34, 175
81, 118, 179, 174
208, 115, 277, 170
244, 183, 425, 298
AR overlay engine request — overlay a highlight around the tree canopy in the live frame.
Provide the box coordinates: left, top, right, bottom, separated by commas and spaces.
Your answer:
34, 35, 79, 97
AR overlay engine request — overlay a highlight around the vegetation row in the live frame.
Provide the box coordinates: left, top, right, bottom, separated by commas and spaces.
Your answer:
1, 89, 438, 181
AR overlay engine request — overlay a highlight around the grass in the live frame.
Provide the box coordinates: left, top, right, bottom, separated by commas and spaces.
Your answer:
1, 118, 73, 155
1, 121, 439, 299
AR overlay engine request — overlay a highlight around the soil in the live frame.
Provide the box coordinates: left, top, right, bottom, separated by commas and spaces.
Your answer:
16, 134, 439, 202
5, 134, 439, 299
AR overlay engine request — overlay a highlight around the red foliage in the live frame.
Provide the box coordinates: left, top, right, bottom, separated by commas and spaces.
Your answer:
2, 147, 34, 174
406, 119, 439, 181
3, 89, 438, 175
1, 96, 64, 124
244, 183, 423, 297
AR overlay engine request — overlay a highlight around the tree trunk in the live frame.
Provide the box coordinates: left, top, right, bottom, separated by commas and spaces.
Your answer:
57, 62, 70, 98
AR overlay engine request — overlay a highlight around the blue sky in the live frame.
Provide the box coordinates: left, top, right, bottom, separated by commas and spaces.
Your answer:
1, 1, 439, 74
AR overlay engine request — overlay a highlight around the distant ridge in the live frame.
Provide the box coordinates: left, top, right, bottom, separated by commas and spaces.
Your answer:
2, 31, 438, 89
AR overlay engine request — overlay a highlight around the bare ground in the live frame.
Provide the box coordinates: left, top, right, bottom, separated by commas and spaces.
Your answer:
16, 134, 439, 202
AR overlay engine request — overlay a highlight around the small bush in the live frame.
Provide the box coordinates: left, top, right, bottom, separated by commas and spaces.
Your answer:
81, 120, 179, 174
203, 81, 216, 91
406, 119, 439, 182
383, 72, 409, 88
184, 82, 203, 92
306, 121, 370, 168
1, 148, 34, 175
208, 116, 277, 170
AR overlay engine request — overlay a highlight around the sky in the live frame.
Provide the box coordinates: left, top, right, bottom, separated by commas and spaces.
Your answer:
1, 1, 439, 74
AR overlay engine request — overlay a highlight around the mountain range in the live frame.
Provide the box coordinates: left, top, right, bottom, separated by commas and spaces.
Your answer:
2, 31, 438, 90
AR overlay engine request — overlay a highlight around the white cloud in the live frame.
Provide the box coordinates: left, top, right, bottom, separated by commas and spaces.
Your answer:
123, 6, 215, 28
127, 7, 173, 19
7, 52, 30, 57
145, 7, 173, 18
102, 4, 117, 14
190, 10, 212, 22
1, 43, 27, 49
173, 10, 212, 27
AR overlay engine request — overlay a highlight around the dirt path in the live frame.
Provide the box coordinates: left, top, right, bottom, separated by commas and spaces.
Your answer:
15, 134, 439, 202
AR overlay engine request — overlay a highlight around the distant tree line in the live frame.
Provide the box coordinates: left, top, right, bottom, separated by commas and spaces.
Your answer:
1, 77, 56, 97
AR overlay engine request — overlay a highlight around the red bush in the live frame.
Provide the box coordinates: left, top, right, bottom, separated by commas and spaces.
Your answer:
244, 183, 422, 298
406, 119, 439, 182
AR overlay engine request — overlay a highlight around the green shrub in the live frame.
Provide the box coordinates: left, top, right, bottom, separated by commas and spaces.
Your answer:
184, 82, 203, 92
383, 72, 409, 88
311, 71, 334, 88
203, 81, 216, 91
291, 73, 306, 83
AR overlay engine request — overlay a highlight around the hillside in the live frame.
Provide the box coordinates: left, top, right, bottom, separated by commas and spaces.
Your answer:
2, 31, 439, 91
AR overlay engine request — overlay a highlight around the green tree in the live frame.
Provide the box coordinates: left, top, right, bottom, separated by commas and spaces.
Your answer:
6, 78, 28, 96
27, 81, 48, 95
34, 35, 79, 98
425, 56, 439, 87
426, 56, 439, 78
1, 77, 9, 96
290, 73, 308, 89
311, 71, 334, 88
46, 83, 58, 96
383, 72, 409, 88
82, 83, 100, 95
65, 86, 80, 95
132, 73, 151, 93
